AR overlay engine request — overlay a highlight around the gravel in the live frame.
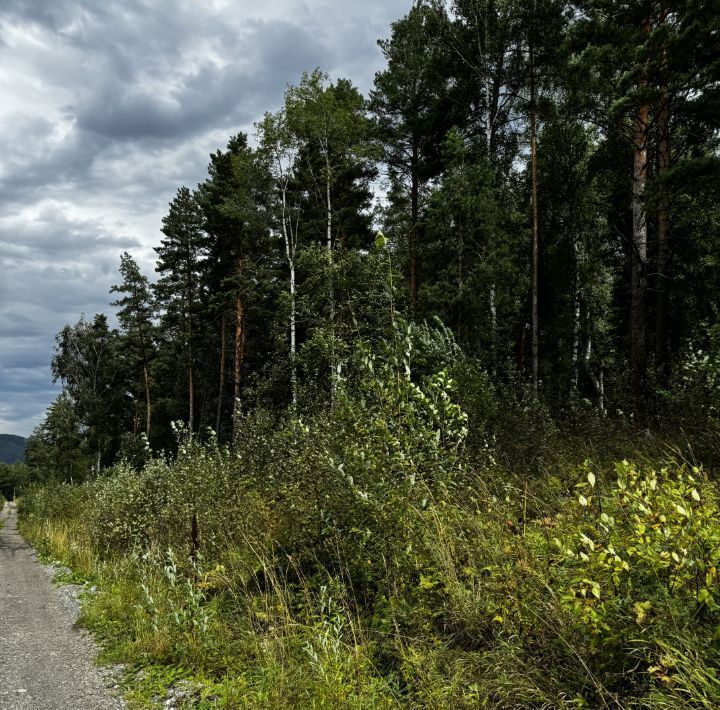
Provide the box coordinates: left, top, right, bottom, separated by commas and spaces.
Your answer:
0, 502, 126, 710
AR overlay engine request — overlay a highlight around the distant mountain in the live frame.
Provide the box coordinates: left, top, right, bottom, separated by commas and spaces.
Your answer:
0, 435, 26, 464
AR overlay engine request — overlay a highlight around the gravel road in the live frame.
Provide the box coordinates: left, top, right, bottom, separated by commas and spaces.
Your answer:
0, 502, 125, 710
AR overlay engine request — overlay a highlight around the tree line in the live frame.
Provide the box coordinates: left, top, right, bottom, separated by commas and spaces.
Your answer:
26, 0, 720, 477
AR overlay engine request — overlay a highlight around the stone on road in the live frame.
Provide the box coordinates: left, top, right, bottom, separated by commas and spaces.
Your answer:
0, 502, 124, 710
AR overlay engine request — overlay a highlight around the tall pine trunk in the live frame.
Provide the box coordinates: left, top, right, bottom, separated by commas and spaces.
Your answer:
529, 41, 540, 394
187, 323, 194, 432
233, 260, 246, 436
489, 284, 497, 377
409, 139, 419, 312
630, 18, 651, 418
185, 261, 194, 433
584, 320, 605, 414
137, 327, 152, 438
655, 8, 671, 385
143, 361, 151, 437
188, 361, 194, 432
216, 312, 226, 435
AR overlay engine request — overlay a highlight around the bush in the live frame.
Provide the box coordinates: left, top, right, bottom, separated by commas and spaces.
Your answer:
17, 328, 720, 708
552, 461, 720, 700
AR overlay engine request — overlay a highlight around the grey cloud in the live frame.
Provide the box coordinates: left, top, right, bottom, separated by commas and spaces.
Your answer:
0, 0, 412, 436
0, 223, 141, 259
0, 350, 51, 374
0, 382, 59, 436
0, 0, 72, 31
74, 17, 329, 143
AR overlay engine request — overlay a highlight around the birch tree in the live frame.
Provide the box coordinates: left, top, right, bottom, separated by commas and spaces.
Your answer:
284, 70, 373, 406
257, 110, 302, 407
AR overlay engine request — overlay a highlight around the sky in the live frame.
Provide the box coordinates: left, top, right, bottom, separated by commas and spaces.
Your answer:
0, 0, 410, 437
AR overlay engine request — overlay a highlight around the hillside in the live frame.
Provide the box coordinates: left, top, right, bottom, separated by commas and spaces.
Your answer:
0, 434, 26, 464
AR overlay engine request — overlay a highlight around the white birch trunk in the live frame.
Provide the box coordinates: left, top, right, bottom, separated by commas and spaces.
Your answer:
571, 241, 580, 397
325, 150, 336, 409
281, 181, 298, 408
489, 283, 497, 377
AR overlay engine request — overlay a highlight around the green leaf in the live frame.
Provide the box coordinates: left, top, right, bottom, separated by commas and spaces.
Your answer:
419, 574, 438, 590
698, 588, 715, 607
587, 471, 596, 488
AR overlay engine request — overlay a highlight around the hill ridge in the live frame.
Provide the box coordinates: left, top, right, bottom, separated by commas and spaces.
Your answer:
0, 434, 26, 464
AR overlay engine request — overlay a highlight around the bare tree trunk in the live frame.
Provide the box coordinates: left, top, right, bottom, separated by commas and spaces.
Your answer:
484, 18, 497, 379
529, 42, 540, 394
187, 316, 194, 433
185, 264, 194, 432
280, 180, 298, 408
517, 322, 528, 371
409, 139, 419, 312
188, 362, 194, 432
143, 362, 151, 437
233, 262, 245, 436
584, 329, 605, 414
655, 9, 670, 385
571, 242, 581, 397
216, 312, 226, 435
631, 21, 650, 418
489, 283, 497, 377
326, 167, 332, 253
289, 258, 297, 407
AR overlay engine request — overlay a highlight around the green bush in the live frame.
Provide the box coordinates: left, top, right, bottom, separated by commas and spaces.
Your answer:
551, 461, 720, 701
17, 330, 720, 708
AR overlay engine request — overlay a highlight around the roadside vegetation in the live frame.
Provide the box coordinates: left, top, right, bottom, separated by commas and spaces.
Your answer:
17, 0, 720, 707
19, 322, 720, 708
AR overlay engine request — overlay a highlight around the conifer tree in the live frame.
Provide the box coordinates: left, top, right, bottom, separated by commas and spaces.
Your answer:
154, 186, 206, 432
111, 252, 156, 437
371, 2, 455, 311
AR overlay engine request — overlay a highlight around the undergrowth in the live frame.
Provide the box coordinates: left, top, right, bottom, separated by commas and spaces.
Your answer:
17, 327, 720, 708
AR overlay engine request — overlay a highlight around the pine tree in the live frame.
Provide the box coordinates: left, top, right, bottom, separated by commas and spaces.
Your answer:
111, 252, 156, 438
154, 186, 206, 432
371, 2, 455, 310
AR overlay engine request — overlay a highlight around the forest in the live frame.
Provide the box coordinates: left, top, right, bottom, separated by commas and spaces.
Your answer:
15, 0, 720, 707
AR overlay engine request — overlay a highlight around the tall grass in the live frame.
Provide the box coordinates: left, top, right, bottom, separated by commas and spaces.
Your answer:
17, 344, 720, 707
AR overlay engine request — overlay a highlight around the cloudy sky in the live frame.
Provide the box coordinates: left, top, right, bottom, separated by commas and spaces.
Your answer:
0, 0, 410, 437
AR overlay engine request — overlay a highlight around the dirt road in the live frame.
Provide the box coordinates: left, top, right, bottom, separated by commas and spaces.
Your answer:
0, 502, 125, 710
